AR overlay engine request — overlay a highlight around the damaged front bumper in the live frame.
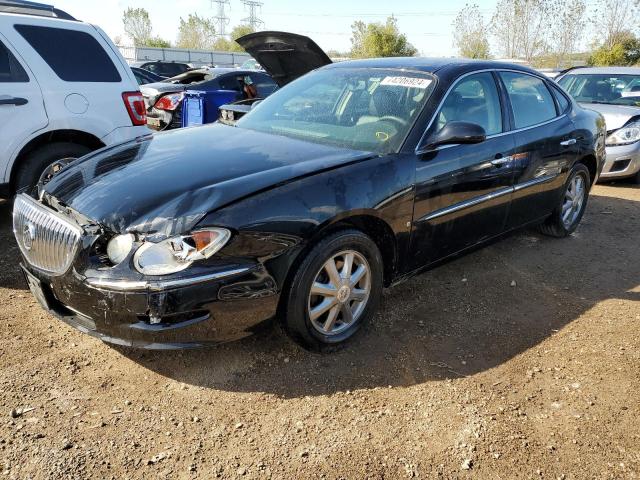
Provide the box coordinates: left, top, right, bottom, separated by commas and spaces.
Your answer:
21, 262, 280, 349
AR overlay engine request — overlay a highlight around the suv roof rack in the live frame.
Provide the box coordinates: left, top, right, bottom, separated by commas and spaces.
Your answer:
0, 0, 76, 21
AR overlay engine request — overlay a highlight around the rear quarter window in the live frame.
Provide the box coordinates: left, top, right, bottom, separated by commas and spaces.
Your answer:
0, 40, 28, 83
15, 25, 121, 82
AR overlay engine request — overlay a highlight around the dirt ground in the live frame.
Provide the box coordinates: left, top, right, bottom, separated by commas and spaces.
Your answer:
0, 183, 638, 479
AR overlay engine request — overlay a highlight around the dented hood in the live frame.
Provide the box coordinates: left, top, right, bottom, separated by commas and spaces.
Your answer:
580, 102, 640, 131
43, 124, 372, 238
236, 31, 332, 86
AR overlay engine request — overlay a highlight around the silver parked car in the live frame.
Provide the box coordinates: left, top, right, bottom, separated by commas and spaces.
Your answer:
557, 67, 640, 183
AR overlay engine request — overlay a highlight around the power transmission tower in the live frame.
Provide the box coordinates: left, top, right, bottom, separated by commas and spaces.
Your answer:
211, 0, 230, 37
241, 0, 264, 30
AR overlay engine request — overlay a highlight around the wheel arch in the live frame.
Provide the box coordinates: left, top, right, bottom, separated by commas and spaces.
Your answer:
577, 154, 597, 188
9, 129, 104, 192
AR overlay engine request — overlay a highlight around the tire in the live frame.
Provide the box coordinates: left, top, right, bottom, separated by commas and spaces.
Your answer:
539, 163, 591, 238
282, 229, 384, 352
14, 142, 92, 193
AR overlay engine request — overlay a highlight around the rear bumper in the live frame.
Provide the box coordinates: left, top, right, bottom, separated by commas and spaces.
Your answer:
22, 263, 280, 349
599, 142, 640, 180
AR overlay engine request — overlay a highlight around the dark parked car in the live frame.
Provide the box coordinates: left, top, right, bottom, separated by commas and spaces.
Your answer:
130, 60, 192, 79
14, 56, 605, 351
130, 66, 164, 85
219, 32, 332, 125
141, 68, 277, 130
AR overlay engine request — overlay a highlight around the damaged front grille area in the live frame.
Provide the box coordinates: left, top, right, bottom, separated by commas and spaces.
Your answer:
13, 194, 83, 275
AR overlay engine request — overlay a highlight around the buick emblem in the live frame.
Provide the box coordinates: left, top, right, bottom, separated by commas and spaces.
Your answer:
22, 222, 36, 251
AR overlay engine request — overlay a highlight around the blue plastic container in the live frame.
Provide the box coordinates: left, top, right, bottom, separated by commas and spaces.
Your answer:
182, 90, 242, 127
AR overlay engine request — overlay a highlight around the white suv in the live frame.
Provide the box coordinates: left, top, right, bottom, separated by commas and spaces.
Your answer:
0, 1, 149, 196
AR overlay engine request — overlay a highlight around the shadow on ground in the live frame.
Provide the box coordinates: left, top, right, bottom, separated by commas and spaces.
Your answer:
2, 185, 639, 398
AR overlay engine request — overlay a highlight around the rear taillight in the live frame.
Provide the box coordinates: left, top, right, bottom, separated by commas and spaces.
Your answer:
154, 92, 185, 111
122, 92, 146, 126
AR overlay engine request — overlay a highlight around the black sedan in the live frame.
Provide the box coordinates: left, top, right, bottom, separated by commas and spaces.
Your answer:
14, 57, 605, 350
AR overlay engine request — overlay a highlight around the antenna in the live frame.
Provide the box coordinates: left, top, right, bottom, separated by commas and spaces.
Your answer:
211, 0, 230, 37
241, 0, 264, 30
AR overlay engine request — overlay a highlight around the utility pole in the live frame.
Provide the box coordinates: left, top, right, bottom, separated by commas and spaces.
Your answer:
211, 0, 230, 37
241, 0, 264, 30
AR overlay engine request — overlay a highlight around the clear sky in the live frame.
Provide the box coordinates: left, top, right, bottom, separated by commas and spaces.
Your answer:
52, 0, 499, 56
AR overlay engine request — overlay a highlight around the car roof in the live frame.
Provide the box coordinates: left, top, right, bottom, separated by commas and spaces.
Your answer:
323, 57, 540, 75
561, 66, 640, 75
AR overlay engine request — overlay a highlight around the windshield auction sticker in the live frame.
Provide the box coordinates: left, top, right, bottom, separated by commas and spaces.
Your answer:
381, 76, 433, 89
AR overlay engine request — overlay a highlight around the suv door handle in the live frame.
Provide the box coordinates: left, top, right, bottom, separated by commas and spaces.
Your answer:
0, 97, 28, 106
560, 139, 577, 147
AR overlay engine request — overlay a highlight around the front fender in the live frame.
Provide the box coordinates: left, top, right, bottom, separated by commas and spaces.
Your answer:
198, 153, 417, 287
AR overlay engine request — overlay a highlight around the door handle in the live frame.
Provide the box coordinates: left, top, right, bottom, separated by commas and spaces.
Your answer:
491, 156, 511, 167
560, 138, 577, 147
0, 97, 28, 106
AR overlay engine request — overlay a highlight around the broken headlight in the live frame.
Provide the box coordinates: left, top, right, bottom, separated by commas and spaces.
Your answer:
606, 121, 640, 146
133, 229, 231, 276
106, 233, 135, 265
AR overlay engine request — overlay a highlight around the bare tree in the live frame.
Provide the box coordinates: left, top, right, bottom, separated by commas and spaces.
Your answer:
546, 0, 587, 67
491, 0, 550, 62
453, 3, 491, 58
592, 0, 640, 48
122, 7, 152, 47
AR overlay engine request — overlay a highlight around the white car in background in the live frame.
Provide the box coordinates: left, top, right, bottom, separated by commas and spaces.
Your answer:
0, 0, 149, 196
557, 67, 640, 183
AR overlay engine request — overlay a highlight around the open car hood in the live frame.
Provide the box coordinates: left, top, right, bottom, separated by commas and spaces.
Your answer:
236, 31, 332, 87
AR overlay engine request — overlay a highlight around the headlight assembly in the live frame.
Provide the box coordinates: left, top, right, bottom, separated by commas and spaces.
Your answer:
106, 233, 134, 265
134, 228, 231, 276
606, 122, 640, 146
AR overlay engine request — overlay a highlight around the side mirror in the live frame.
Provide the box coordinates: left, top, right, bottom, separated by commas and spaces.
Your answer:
419, 121, 487, 153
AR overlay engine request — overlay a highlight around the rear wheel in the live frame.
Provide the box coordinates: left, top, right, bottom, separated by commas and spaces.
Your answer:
539, 163, 590, 238
282, 230, 383, 351
14, 142, 92, 193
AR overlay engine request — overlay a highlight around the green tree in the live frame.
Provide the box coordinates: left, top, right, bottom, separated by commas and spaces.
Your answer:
453, 3, 491, 59
146, 37, 171, 48
177, 14, 217, 50
122, 7, 152, 46
589, 31, 640, 65
349, 17, 417, 59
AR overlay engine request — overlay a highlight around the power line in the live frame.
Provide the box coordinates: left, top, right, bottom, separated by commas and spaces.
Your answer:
211, 0, 230, 37
241, 0, 265, 30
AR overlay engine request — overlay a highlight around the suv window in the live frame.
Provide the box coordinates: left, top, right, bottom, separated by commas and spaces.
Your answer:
15, 25, 121, 82
0, 40, 28, 83
436, 72, 502, 136
499, 72, 557, 129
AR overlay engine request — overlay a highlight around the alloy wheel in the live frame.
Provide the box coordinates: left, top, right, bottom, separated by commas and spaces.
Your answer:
307, 250, 371, 336
562, 173, 586, 229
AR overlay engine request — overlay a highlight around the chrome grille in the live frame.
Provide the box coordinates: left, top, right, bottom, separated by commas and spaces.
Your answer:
13, 194, 83, 275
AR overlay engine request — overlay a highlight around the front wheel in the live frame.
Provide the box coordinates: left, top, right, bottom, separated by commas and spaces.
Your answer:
282, 230, 383, 351
539, 163, 591, 238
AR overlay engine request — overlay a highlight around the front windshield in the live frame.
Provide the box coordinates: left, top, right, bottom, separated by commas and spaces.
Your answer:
559, 74, 640, 106
236, 68, 436, 154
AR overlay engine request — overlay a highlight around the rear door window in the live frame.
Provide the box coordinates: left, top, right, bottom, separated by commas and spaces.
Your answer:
250, 73, 278, 97
14, 25, 121, 82
436, 72, 503, 136
0, 39, 28, 82
499, 72, 557, 129
218, 75, 242, 91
